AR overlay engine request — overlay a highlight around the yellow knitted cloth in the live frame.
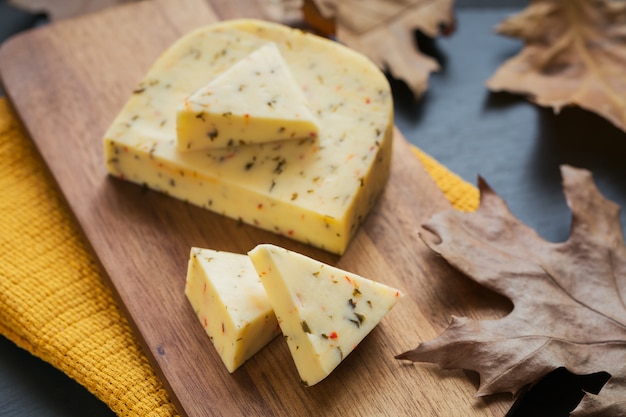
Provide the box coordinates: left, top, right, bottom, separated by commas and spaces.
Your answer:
0, 96, 478, 416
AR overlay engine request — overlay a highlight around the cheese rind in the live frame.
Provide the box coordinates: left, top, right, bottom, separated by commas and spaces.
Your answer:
248, 243, 402, 386
176, 42, 319, 151
184, 247, 280, 373
104, 19, 393, 254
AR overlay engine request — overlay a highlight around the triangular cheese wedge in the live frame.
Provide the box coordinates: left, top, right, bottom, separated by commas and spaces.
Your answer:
176, 42, 319, 151
248, 244, 403, 386
184, 247, 280, 373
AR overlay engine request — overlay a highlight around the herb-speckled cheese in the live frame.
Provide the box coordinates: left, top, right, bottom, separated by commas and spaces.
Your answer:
248, 244, 403, 386
184, 247, 280, 373
176, 42, 319, 151
104, 19, 393, 254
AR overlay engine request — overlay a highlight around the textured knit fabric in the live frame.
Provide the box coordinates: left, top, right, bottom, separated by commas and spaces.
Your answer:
0, 98, 177, 416
410, 146, 480, 212
0, 96, 478, 416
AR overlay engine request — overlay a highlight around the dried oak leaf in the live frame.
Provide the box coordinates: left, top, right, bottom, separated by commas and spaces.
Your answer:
486, 0, 626, 133
309, 0, 456, 98
397, 165, 626, 417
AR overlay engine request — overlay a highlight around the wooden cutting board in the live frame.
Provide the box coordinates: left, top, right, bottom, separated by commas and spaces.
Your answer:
0, 0, 513, 415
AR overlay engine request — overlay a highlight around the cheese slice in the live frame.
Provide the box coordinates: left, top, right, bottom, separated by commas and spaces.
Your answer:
184, 247, 280, 373
103, 19, 393, 254
248, 243, 403, 386
176, 42, 319, 151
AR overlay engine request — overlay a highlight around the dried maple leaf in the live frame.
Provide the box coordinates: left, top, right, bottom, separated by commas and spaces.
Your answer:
309, 0, 456, 98
397, 165, 626, 417
486, 0, 626, 133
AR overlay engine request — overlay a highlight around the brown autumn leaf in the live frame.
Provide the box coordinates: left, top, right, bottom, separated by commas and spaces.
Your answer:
487, 0, 626, 133
260, 0, 304, 24
309, 0, 456, 98
397, 165, 626, 417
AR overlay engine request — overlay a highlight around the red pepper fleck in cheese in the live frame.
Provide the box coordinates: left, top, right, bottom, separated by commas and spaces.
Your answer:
103, 19, 393, 254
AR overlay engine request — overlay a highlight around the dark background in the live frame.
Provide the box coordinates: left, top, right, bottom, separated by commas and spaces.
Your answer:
1, 0, 623, 416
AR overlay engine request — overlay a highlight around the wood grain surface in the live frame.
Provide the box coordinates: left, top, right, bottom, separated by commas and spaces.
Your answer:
0, 0, 513, 415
